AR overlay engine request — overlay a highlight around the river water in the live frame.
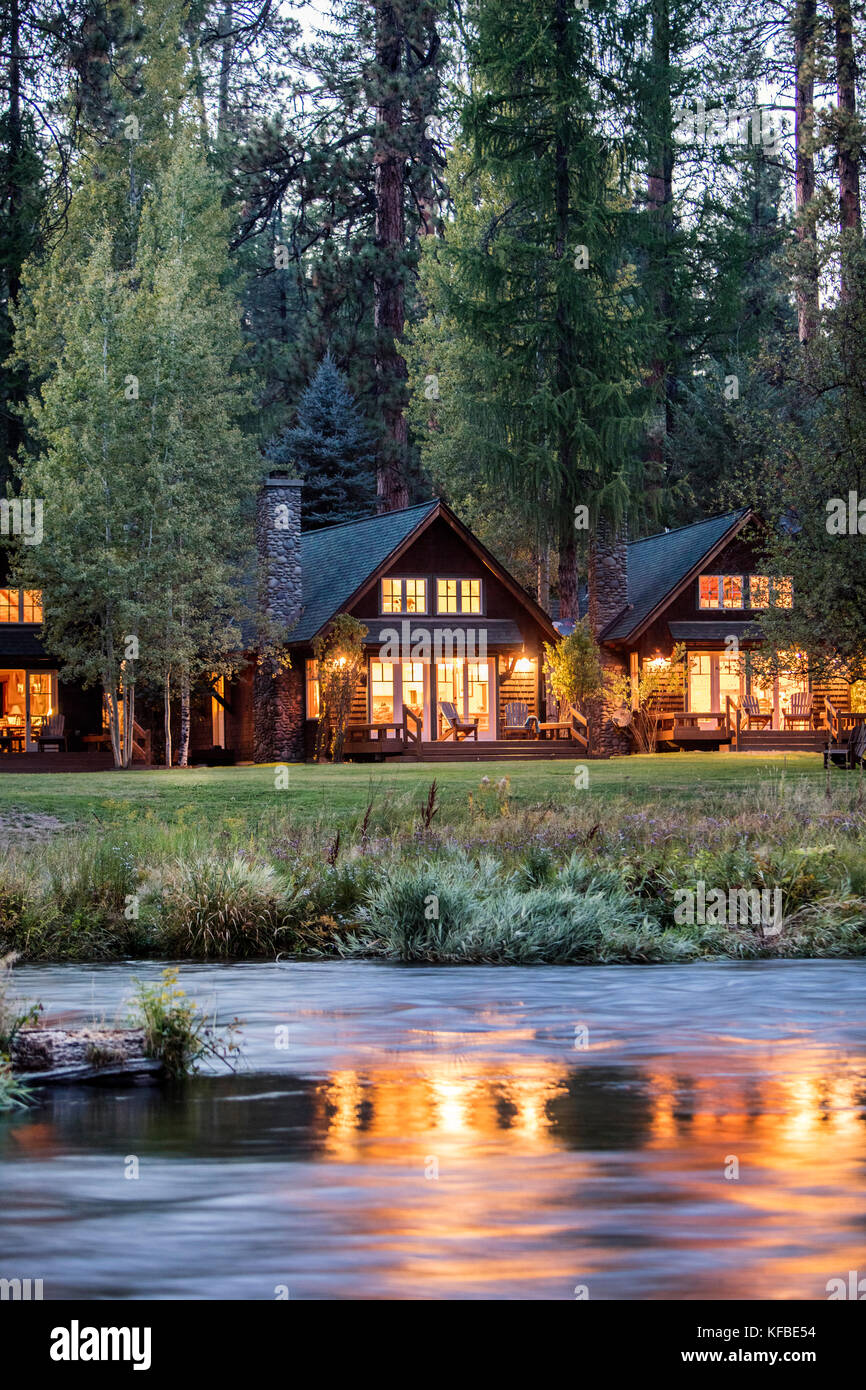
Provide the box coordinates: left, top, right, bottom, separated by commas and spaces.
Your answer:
1, 959, 864, 1300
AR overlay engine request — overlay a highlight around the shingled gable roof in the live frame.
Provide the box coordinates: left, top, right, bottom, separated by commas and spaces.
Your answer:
287, 498, 560, 646
601, 508, 754, 644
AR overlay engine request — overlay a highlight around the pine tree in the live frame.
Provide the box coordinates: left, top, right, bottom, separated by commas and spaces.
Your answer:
267, 355, 376, 530
413, 1, 650, 620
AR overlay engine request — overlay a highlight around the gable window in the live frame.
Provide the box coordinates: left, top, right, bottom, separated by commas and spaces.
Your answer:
698, 575, 744, 609
749, 575, 793, 609
699, 574, 793, 611
0, 589, 42, 623
381, 578, 426, 614
436, 578, 482, 614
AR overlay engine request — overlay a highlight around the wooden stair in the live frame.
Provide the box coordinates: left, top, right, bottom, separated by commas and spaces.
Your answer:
411, 739, 584, 761
736, 730, 826, 753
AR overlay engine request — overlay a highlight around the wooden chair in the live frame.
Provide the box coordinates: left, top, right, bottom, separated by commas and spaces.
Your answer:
784, 691, 813, 729
438, 701, 479, 741
740, 695, 772, 730
37, 713, 66, 752
503, 700, 530, 738
825, 720, 866, 771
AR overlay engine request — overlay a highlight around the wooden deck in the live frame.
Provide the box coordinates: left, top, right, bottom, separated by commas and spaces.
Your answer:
0, 751, 116, 773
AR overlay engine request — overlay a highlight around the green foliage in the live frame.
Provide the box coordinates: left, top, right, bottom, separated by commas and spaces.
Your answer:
129, 967, 241, 1079
153, 857, 296, 959
312, 613, 369, 762
607, 643, 687, 753
543, 621, 603, 715
267, 354, 375, 529
0, 952, 41, 1052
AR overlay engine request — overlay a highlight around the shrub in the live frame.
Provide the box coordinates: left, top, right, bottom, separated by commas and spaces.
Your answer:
152, 856, 296, 958
128, 968, 241, 1078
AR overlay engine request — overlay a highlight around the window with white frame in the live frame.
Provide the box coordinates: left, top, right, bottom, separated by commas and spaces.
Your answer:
436, 578, 481, 614
381, 578, 426, 614
699, 574, 793, 610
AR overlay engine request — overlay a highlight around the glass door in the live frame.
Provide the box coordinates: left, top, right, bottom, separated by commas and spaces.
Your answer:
688, 654, 713, 712
401, 661, 428, 739
466, 660, 491, 737
26, 671, 57, 750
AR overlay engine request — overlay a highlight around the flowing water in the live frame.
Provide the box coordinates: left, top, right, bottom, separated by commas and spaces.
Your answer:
1, 959, 865, 1300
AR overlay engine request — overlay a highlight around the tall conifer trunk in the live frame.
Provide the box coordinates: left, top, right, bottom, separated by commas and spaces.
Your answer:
374, 0, 410, 513
794, 0, 819, 342
646, 0, 675, 455
834, 0, 861, 300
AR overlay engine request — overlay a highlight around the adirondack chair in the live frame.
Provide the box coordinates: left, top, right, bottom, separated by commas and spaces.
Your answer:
503, 700, 530, 738
740, 695, 772, 730
438, 701, 479, 741
825, 719, 866, 771
784, 691, 813, 729
37, 713, 66, 752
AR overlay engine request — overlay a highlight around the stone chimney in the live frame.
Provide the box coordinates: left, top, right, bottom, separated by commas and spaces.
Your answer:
257, 472, 303, 634
254, 473, 305, 764
587, 516, 631, 757
588, 516, 629, 639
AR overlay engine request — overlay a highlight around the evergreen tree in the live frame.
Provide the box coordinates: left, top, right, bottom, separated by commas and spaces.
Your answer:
412, 2, 650, 619
267, 354, 376, 530
12, 38, 260, 766
233, 0, 450, 510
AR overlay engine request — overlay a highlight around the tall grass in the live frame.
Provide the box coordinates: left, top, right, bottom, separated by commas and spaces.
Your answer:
0, 778, 864, 964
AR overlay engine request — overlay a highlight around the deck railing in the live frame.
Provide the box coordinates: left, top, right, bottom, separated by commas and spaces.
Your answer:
725, 695, 739, 748
403, 704, 422, 756
824, 697, 839, 745
567, 704, 589, 750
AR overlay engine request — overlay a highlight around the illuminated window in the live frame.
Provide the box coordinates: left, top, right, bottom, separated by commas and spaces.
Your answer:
772, 577, 793, 608
381, 578, 426, 613
437, 579, 458, 613
437, 579, 482, 614
749, 576, 770, 609
0, 589, 43, 622
461, 579, 481, 614
21, 590, 42, 622
404, 579, 426, 613
748, 576, 793, 609
698, 575, 745, 609
402, 662, 424, 721
699, 576, 720, 609
722, 575, 744, 608
370, 660, 394, 723
305, 659, 320, 718
382, 578, 402, 614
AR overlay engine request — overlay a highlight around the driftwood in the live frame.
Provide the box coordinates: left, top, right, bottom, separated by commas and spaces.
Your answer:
10, 1027, 164, 1085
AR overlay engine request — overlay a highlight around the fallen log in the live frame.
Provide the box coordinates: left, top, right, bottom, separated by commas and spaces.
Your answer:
10, 1027, 164, 1085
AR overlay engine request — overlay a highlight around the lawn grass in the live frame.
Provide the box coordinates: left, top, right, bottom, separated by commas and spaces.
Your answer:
0, 752, 832, 834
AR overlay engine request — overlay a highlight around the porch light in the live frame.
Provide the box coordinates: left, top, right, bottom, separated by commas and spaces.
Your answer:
648, 656, 668, 669
515, 657, 535, 672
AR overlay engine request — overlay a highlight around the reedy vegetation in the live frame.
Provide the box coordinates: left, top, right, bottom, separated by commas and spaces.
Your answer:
0, 776, 864, 965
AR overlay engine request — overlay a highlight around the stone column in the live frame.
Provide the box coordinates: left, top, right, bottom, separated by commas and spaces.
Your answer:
587, 518, 631, 757
254, 473, 304, 762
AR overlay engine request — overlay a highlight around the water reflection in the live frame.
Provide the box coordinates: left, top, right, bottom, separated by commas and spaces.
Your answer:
1, 960, 865, 1299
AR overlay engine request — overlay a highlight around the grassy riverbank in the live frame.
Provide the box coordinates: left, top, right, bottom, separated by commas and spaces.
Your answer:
0, 755, 864, 964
